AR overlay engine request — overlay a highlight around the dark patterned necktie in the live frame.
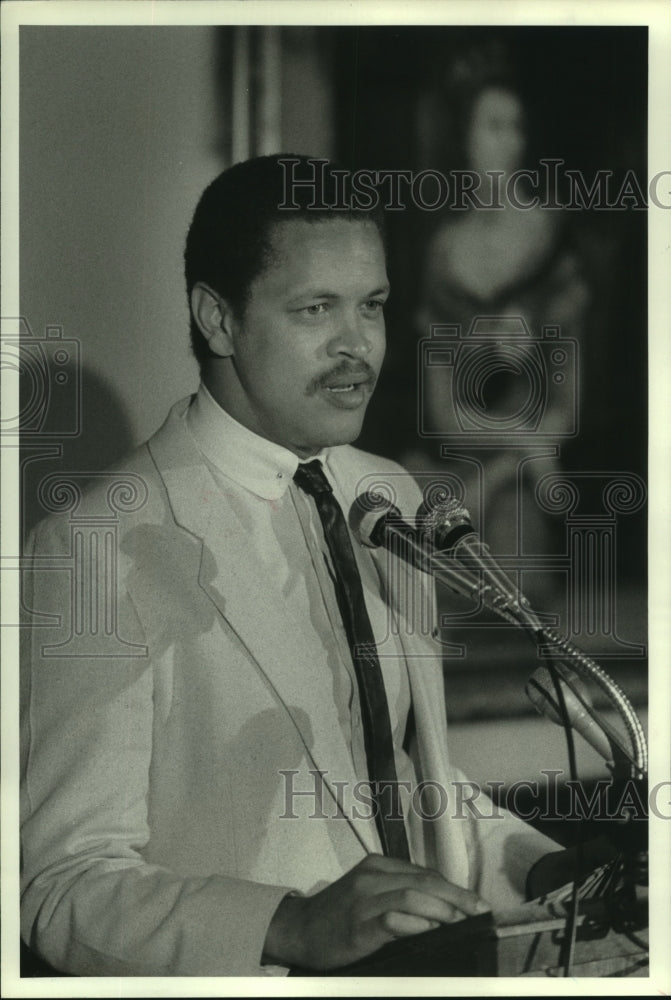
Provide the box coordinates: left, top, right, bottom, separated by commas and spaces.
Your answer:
293, 459, 410, 860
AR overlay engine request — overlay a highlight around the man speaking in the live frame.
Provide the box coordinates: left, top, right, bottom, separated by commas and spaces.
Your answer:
20, 155, 559, 976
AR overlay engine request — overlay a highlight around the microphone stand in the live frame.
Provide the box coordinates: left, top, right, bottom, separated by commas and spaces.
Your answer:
426, 541, 647, 774
423, 539, 648, 942
350, 494, 648, 968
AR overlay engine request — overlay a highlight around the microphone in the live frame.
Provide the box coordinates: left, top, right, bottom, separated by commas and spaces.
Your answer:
352, 494, 647, 774
349, 491, 429, 563
349, 492, 484, 601
526, 664, 614, 764
418, 497, 543, 630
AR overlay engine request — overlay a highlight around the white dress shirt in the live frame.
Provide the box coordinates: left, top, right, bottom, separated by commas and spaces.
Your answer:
185, 381, 418, 851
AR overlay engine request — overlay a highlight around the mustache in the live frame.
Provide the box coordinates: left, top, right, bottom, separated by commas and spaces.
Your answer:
307, 360, 378, 395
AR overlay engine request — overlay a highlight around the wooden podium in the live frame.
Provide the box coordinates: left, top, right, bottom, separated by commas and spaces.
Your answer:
290, 891, 649, 977
485, 893, 648, 977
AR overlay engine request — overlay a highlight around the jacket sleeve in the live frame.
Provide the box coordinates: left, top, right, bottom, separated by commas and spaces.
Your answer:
457, 773, 564, 910
20, 516, 292, 977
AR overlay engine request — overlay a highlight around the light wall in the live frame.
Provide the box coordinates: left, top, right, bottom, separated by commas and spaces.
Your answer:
20, 26, 335, 465
20, 27, 227, 455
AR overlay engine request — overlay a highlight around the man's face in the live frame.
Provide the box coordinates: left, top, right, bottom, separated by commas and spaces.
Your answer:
222, 217, 388, 457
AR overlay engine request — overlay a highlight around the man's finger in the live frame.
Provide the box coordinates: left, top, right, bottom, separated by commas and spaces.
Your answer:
413, 869, 491, 916
379, 911, 441, 938
356, 861, 490, 917
365, 887, 464, 926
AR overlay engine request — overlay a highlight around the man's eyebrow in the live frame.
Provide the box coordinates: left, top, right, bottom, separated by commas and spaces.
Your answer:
288, 291, 339, 303
287, 284, 390, 304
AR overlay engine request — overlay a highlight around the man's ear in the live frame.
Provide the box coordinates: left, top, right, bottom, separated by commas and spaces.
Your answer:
190, 282, 238, 358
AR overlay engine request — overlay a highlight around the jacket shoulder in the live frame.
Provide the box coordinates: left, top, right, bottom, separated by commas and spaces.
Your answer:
28, 443, 168, 556
28, 396, 195, 550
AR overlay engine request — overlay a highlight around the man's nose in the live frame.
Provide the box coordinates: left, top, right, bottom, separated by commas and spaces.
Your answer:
327, 315, 373, 359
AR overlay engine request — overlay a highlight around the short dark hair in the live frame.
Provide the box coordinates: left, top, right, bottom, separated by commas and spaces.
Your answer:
184, 154, 387, 365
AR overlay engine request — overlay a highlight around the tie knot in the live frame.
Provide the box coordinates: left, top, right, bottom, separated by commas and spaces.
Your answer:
293, 460, 333, 498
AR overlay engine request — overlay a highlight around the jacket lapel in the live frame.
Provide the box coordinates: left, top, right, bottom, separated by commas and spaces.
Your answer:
379, 548, 470, 885
147, 401, 379, 855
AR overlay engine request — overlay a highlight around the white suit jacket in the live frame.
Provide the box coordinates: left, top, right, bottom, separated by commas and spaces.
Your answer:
20, 396, 558, 976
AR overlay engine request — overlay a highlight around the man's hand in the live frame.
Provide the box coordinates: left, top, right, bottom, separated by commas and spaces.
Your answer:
262, 853, 490, 971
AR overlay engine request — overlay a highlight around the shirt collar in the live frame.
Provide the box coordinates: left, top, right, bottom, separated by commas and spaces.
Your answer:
185, 381, 329, 500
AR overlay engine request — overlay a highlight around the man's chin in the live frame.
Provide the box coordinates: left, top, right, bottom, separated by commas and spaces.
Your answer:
295, 415, 366, 456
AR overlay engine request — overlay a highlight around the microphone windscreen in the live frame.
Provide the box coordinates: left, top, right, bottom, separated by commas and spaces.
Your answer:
418, 498, 475, 552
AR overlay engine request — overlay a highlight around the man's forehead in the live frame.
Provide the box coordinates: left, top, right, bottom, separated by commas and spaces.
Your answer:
265, 215, 384, 257
248, 216, 387, 298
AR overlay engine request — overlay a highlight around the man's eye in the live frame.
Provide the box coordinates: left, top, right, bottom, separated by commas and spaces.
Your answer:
302, 303, 328, 315
364, 300, 385, 313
